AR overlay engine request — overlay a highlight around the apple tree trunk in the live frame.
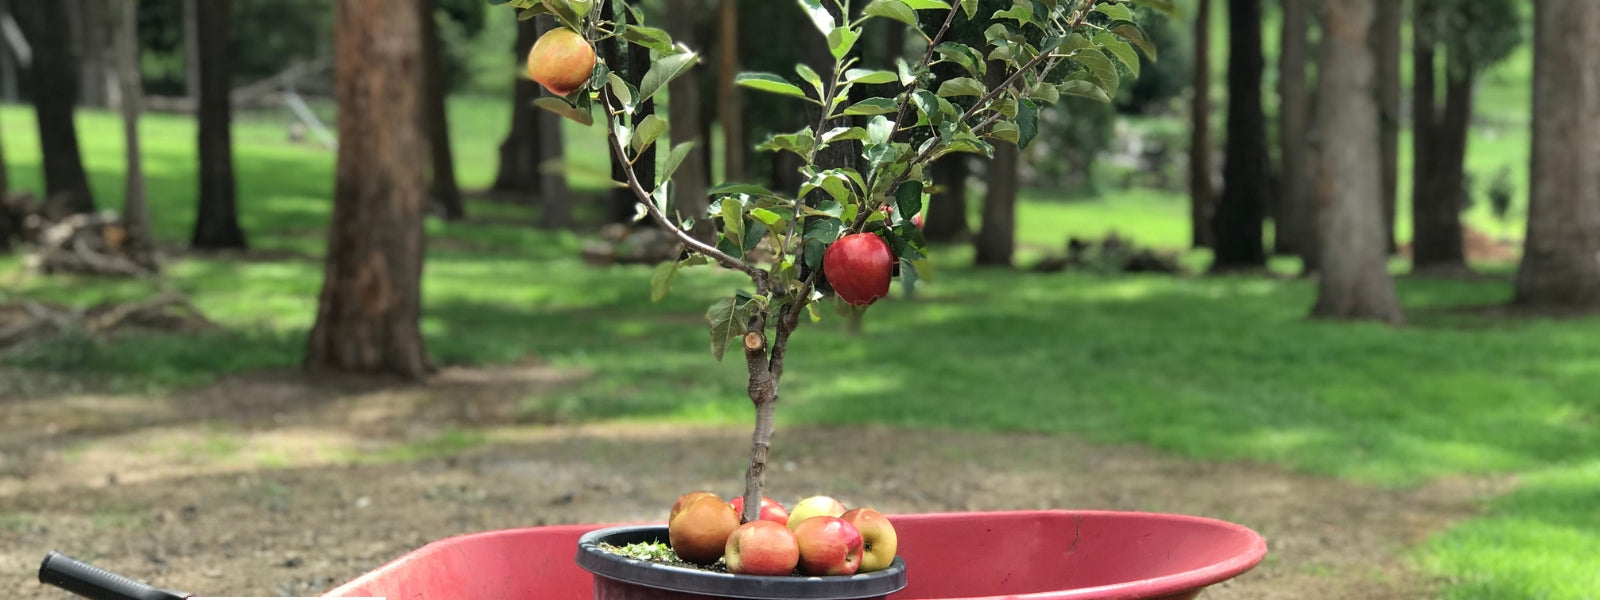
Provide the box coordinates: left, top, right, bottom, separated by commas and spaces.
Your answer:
1277, 0, 1310, 261
1189, 0, 1213, 249
420, 0, 464, 221
1372, 0, 1401, 255
192, 0, 248, 250
14, 0, 95, 214
306, 0, 432, 379
1310, 0, 1404, 324
1210, 0, 1268, 271
924, 154, 970, 243
1515, 0, 1600, 309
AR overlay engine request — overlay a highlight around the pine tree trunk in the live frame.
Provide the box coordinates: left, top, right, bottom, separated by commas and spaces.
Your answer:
1210, 0, 1268, 271
420, 0, 463, 220
492, 16, 540, 196
307, 0, 432, 379
1515, 0, 1600, 309
1372, 0, 1401, 255
192, 0, 247, 249
1413, 65, 1472, 272
14, 0, 95, 214
666, 0, 715, 243
717, 0, 745, 182
110, 0, 154, 258
924, 154, 970, 243
1189, 0, 1213, 249
1410, 1, 1439, 265
1311, 0, 1404, 324
1277, 0, 1309, 260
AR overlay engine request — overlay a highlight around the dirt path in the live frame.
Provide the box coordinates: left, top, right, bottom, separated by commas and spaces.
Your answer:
0, 367, 1504, 599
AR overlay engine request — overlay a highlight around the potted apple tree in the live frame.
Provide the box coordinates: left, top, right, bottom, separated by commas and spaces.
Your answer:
499, 0, 1160, 597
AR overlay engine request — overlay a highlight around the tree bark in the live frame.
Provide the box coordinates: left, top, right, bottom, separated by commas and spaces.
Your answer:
492, 16, 541, 196
183, 0, 200, 103
191, 0, 247, 249
1311, 0, 1404, 324
1189, 0, 1213, 249
924, 154, 970, 242
69, 0, 109, 108
1413, 64, 1472, 271
1372, 0, 1401, 255
307, 0, 432, 378
14, 0, 95, 214
1210, 0, 1268, 271
1277, 0, 1309, 260
419, 0, 464, 220
975, 61, 1017, 268
717, 0, 745, 182
109, 0, 154, 257
1515, 0, 1600, 309
626, 7, 656, 225
534, 17, 571, 230
666, 0, 715, 243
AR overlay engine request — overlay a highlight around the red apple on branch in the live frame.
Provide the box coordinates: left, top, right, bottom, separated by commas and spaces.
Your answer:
840, 508, 898, 573
823, 233, 894, 306
792, 516, 864, 576
729, 495, 790, 526
526, 28, 595, 97
725, 520, 801, 576
668, 495, 739, 565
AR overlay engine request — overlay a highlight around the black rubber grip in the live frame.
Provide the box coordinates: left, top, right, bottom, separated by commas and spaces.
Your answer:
38, 552, 188, 600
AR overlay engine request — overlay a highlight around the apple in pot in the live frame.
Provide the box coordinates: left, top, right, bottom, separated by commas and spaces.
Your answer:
669, 491, 718, 523
668, 495, 739, 565
792, 516, 864, 576
823, 233, 894, 306
840, 508, 898, 573
729, 495, 790, 526
725, 520, 800, 576
786, 496, 847, 531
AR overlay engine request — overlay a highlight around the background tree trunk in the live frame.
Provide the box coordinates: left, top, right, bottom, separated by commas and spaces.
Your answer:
625, 7, 656, 225
1311, 0, 1404, 324
192, 0, 247, 249
1515, 0, 1600, 309
183, 0, 200, 103
534, 16, 571, 230
14, 0, 95, 214
1189, 0, 1213, 249
0, 106, 11, 252
491, 16, 541, 196
307, 0, 431, 378
717, 0, 745, 182
974, 60, 1016, 268
1210, 0, 1268, 271
69, 0, 109, 108
1277, 0, 1309, 260
924, 154, 970, 243
1413, 64, 1472, 272
110, 0, 154, 258
1372, 0, 1401, 255
666, 0, 715, 243
420, 0, 463, 220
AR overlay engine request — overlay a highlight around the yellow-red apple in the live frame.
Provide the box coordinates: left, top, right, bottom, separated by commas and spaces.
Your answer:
668, 495, 739, 565
526, 28, 595, 97
786, 496, 847, 531
725, 520, 800, 576
792, 516, 864, 576
840, 508, 898, 573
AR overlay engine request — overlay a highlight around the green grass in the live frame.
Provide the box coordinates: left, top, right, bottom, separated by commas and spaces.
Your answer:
0, 56, 1594, 599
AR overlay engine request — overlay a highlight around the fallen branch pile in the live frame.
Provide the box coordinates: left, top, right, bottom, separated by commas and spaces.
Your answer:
0, 292, 217, 352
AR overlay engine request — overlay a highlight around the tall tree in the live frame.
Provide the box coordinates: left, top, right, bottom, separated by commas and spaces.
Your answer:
0, 106, 12, 252
306, 0, 431, 378
1311, 0, 1404, 324
1372, 0, 1400, 254
109, 0, 154, 260
600, 4, 656, 225
974, 60, 1017, 268
1515, 0, 1600, 309
492, 16, 542, 196
717, 0, 745, 182
13, 0, 95, 214
533, 21, 572, 230
923, 155, 970, 242
192, 0, 248, 249
1188, 0, 1213, 249
183, 0, 200, 103
1277, 0, 1310, 262
1210, 0, 1268, 271
666, 0, 715, 243
420, 0, 464, 220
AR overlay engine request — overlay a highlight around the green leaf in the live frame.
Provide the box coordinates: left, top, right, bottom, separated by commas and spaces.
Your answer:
1075, 46, 1119, 97
1111, 22, 1157, 60
795, 63, 825, 98
638, 51, 699, 103
898, 0, 949, 8
988, 121, 1020, 143
660, 141, 695, 182
1094, 32, 1140, 77
894, 181, 923, 220
650, 261, 679, 302
866, 116, 896, 145
742, 220, 768, 251
533, 97, 593, 126
1138, 0, 1179, 17
1026, 81, 1060, 104
735, 72, 816, 103
993, 3, 1034, 26
630, 114, 668, 154
803, 239, 827, 271
1093, 2, 1134, 21
844, 97, 899, 116
995, 96, 1018, 118
960, 0, 978, 18
720, 197, 745, 247
620, 25, 674, 55
1016, 98, 1039, 149
710, 182, 778, 196
933, 42, 985, 78
796, 0, 836, 36
936, 77, 985, 97
750, 208, 787, 228
863, 0, 918, 25
845, 69, 899, 85
606, 73, 635, 111
1058, 78, 1112, 103
803, 216, 843, 243
827, 27, 860, 59
898, 258, 919, 295
756, 128, 816, 157
821, 126, 869, 144
705, 297, 746, 362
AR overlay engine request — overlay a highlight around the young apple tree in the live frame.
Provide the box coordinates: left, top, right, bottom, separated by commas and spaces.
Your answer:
497, 0, 1160, 524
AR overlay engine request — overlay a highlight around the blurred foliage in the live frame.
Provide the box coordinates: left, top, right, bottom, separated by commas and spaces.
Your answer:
1419, 0, 1525, 75
1114, 4, 1190, 114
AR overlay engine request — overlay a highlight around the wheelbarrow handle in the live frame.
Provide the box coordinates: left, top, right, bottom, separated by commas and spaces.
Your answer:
38, 552, 189, 600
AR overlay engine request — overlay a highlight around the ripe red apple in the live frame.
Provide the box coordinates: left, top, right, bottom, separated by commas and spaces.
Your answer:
668, 495, 739, 565
725, 520, 801, 576
526, 28, 596, 97
840, 508, 898, 573
729, 495, 790, 526
792, 516, 864, 576
823, 233, 894, 306
670, 491, 718, 522
911, 214, 924, 230
786, 496, 848, 531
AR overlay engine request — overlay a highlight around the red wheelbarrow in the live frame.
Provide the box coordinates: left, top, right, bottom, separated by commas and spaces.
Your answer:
41, 511, 1265, 600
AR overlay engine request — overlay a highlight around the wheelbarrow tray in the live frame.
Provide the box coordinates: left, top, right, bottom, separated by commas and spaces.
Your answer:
322, 510, 1266, 600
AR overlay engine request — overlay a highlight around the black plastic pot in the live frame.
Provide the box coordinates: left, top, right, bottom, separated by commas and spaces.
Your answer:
575, 525, 908, 600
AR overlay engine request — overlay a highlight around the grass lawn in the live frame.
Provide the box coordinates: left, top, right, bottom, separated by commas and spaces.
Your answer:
0, 79, 1594, 599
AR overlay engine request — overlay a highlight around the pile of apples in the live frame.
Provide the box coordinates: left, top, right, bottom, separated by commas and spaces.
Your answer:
667, 492, 898, 577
